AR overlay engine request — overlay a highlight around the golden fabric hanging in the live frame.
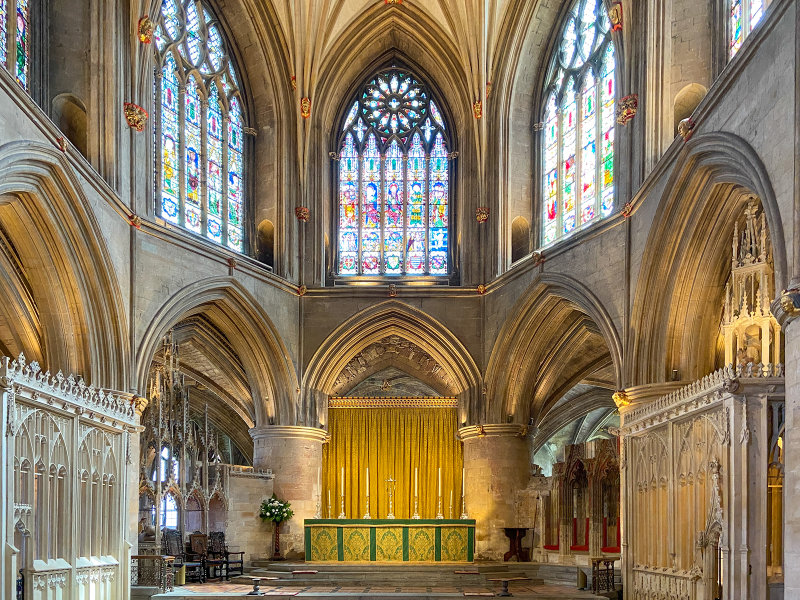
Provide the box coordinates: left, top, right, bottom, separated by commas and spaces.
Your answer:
322, 406, 463, 519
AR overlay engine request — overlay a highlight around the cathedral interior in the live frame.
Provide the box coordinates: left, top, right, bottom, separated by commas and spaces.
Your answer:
0, 0, 798, 599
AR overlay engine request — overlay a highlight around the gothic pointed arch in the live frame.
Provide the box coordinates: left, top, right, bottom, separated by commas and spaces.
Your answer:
0, 141, 129, 389
135, 277, 298, 426
485, 272, 622, 425
539, 0, 617, 246
150, 0, 248, 251
628, 131, 787, 385
302, 301, 482, 426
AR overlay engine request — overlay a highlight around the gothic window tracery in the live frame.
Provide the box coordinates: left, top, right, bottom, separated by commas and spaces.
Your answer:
0, 0, 30, 90
336, 68, 451, 277
729, 0, 766, 57
541, 0, 615, 247
153, 0, 246, 252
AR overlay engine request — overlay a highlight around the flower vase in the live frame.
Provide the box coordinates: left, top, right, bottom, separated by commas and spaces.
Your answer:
272, 522, 285, 561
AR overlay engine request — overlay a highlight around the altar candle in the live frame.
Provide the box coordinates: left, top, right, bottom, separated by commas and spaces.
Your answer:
450, 490, 453, 511
438, 467, 441, 496
366, 467, 369, 497
414, 468, 418, 497
328, 490, 331, 509
341, 467, 345, 496
462, 468, 465, 497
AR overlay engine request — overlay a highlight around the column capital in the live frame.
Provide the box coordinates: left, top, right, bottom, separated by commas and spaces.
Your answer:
249, 424, 329, 443
458, 423, 528, 441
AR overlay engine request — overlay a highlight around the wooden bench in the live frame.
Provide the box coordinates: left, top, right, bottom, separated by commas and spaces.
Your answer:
486, 576, 531, 597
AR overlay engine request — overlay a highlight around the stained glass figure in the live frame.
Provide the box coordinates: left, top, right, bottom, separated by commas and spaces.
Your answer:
730, 0, 766, 57
15, 0, 28, 89
337, 68, 450, 276
154, 0, 247, 252
0, 0, 7, 68
541, 0, 615, 246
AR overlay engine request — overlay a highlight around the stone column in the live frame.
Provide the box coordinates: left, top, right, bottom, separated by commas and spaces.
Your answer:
459, 424, 529, 560
250, 425, 327, 559
774, 291, 800, 597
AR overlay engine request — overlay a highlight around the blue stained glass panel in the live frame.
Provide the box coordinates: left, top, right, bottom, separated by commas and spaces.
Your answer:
160, 56, 180, 225
0, 0, 7, 67
15, 0, 29, 89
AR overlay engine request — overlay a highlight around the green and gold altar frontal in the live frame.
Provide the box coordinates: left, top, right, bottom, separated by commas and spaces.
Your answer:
304, 519, 475, 562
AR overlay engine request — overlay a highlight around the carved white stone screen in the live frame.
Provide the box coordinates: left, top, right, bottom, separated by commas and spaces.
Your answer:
2, 355, 138, 600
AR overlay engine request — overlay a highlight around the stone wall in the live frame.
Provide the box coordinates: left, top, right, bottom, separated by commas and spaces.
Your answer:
224, 470, 275, 564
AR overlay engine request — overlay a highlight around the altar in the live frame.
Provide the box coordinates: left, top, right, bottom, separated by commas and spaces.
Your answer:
304, 519, 475, 562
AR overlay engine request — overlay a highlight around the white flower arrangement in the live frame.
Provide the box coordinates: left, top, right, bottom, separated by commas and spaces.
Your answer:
259, 494, 294, 524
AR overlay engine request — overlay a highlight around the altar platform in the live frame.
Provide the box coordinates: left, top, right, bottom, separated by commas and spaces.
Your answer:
149, 562, 608, 598
304, 519, 476, 562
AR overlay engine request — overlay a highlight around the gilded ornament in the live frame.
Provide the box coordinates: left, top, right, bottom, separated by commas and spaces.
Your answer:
138, 16, 155, 44
290, 75, 297, 90
56, 136, 67, 152
622, 202, 633, 217
677, 117, 695, 142
329, 151, 340, 161
612, 390, 630, 408
123, 102, 149, 132
384, 0, 403, 4
227, 257, 237, 270
532, 251, 544, 265
476, 206, 490, 223
485, 81, 492, 98
300, 97, 311, 119
477, 284, 487, 295
388, 284, 397, 298
295, 206, 310, 222
298, 285, 308, 296
608, 2, 623, 32
472, 100, 483, 119
616, 94, 638, 125
128, 214, 142, 229
779, 288, 800, 318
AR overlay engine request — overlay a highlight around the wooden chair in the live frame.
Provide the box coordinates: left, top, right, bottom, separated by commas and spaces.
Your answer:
209, 531, 245, 578
189, 533, 225, 581
163, 528, 205, 584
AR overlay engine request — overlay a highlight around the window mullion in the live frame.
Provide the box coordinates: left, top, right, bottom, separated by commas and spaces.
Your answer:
154, 70, 164, 219
178, 80, 187, 228
200, 97, 209, 238
595, 77, 602, 219
358, 148, 363, 276
221, 112, 230, 247
380, 147, 385, 275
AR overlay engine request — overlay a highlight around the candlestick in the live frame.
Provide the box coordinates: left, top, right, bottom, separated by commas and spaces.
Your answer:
412, 467, 419, 519
462, 468, 465, 497
385, 476, 396, 519
363, 494, 371, 519
338, 467, 346, 519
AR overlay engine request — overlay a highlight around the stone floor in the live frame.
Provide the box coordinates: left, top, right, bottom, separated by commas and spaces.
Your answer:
153, 581, 605, 598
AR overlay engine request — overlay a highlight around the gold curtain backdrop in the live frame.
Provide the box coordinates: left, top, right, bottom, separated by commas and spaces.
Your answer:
322, 402, 463, 519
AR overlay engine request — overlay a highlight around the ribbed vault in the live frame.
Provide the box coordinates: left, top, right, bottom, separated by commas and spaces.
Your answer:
486, 273, 622, 425
629, 132, 787, 385
0, 142, 129, 389
136, 277, 298, 426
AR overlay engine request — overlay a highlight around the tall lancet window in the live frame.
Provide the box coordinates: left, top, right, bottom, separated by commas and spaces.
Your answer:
336, 68, 451, 277
541, 0, 615, 247
0, 0, 30, 90
730, 0, 766, 57
153, 0, 246, 252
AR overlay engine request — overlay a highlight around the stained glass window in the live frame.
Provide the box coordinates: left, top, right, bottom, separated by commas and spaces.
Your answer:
336, 68, 451, 276
730, 0, 766, 57
0, 0, 29, 90
154, 0, 246, 252
541, 0, 615, 247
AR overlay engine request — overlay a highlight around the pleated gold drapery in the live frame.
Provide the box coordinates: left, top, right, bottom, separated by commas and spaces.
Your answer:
322, 405, 463, 519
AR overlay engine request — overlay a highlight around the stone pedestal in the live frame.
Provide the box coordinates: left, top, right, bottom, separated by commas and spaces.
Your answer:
250, 426, 328, 559
459, 424, 529, 560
